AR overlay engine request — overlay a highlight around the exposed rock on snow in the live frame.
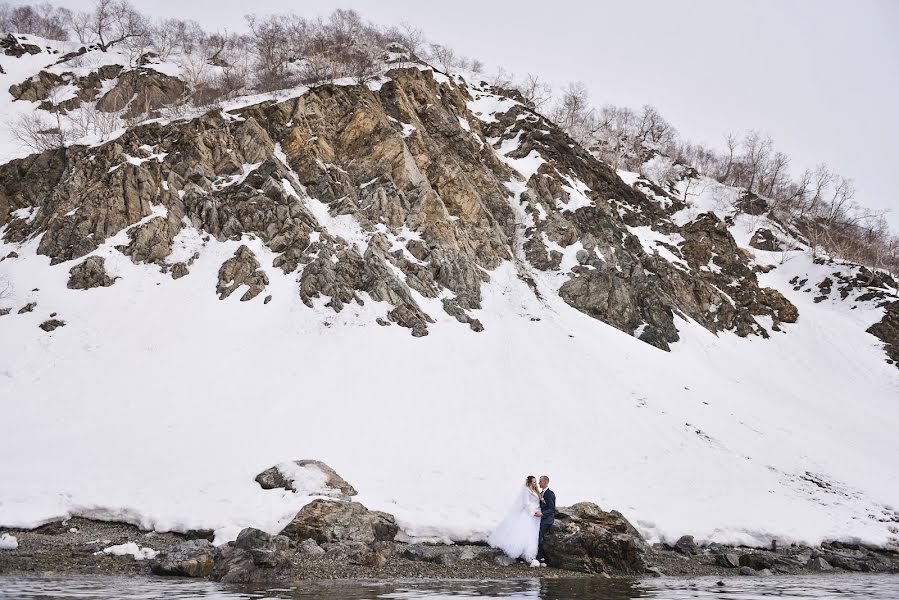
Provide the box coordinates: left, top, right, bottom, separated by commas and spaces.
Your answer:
67, 256, 116, 289
38, 318, 65, 331
280, 499, 399, 546
96, 67, 186, 118
541, 502, 649, 575
255, 459, 357, 499
150, 539, 217, 577
216, 245, 268, 301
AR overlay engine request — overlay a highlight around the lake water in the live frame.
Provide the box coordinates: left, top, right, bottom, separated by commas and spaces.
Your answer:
1, 574, 898, 599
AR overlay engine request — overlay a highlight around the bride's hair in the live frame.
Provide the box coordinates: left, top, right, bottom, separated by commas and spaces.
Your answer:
525, 475, 540, 497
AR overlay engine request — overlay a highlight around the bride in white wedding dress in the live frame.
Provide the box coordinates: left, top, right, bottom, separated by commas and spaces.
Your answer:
487, 475, 542, 566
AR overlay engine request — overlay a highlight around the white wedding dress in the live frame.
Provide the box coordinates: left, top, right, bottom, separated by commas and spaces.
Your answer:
487, 485, 541, 561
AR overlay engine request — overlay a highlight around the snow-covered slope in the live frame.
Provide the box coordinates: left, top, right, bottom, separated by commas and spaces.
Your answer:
1, 35, 897, 551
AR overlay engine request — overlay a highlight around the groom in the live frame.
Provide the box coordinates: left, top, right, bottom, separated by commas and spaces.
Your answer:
536, 475, 555, 564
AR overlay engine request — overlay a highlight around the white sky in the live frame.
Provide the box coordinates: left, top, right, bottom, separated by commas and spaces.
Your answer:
34, 0, 899, 229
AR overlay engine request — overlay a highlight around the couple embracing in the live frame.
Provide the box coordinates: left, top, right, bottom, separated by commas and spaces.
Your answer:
487, 474, 556, 567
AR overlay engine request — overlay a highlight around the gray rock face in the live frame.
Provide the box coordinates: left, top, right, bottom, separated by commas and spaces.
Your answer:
150, 539, 217, 577
216, 245, 269, 301
255, 459, 357, 499
212, 527, 290, 584
280, 499, 398, 546
0, 66, 798, 346
96, 68, 186, 117
18, 302, 36, 314
540, 502, 649, 575
68, 256, 116, 289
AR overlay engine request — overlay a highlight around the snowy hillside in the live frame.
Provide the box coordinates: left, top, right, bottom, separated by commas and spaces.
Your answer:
1, 33, 898, 553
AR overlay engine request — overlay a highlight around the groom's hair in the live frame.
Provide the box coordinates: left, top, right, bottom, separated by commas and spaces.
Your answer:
540, 475, 549, 484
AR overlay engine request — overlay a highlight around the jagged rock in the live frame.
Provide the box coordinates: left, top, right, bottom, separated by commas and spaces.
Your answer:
868, 300, 899, 368
807, 556, 833, 571
540, 502, 649, 575
18, 302, 36, 314
96, 68, 186, 117
1, 33, 41, 57
117, 217, 177, 266
0, 308, 10, 316
150, 539, 217, 577
217, 245, 269, 301
673, 535, 698, 555
170, 262, 189, 279
39, 319, 65, 331
255, 459, 357, 498
749, 228, 783, 252
68, 256, 115, 289
715, 553, 741, 568
280, 499, 398, 546
212, 527, 290, 584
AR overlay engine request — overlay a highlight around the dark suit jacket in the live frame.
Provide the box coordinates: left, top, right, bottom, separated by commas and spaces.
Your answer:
540, 489, 556, 525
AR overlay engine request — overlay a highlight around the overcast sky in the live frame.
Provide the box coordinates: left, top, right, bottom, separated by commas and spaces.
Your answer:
43, 0, 899, 229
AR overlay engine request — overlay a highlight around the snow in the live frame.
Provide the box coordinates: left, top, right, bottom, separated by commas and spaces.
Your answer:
0, 533, 17, 550
99, 542, 158, 560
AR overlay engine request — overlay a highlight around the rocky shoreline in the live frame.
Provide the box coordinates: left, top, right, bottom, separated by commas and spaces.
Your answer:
2, 461, 897, 582
2, 511, 897, 583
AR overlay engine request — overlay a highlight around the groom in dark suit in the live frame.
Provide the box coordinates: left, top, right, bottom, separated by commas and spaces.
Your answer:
536, 475, 555, 564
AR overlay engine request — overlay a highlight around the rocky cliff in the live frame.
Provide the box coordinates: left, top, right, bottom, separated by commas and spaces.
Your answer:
0, 59, 812, 350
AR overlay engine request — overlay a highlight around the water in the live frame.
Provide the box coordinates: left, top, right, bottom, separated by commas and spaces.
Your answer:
0, 575, 898, 599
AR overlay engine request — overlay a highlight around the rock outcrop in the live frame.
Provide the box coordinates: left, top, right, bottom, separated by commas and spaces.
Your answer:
216, 245, 269, 301
255, 459, 357, 499
150, 539, 217, 577
541, 502, 649, 575
280, 499, 398, 546
68, 256, 116, 289
212, 527, 291, 584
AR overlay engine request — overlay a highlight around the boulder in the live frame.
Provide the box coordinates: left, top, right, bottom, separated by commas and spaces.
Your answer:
739, 552, 776, 571
280, 499, 398, 546
749, 228, 783, 252
255, 459, 357, 499
402, 544, 461, 566
39, 319, 65, 331
673, 534, 698, 555
807, 556, 833, 571
68, 256, 116, 289
149, 539, 217, 577
540, 502, 649, 575
212, 527, 290, 584
714, 552, 741, 568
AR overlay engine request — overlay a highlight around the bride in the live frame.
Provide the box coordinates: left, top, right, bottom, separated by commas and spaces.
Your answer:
487, 475, 543, 566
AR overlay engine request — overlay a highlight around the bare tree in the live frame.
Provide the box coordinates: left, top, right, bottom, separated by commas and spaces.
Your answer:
71, 0, 147, 51
430, 43, 456, 73
10, 111, 66, 152
518, 73, 552, 110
